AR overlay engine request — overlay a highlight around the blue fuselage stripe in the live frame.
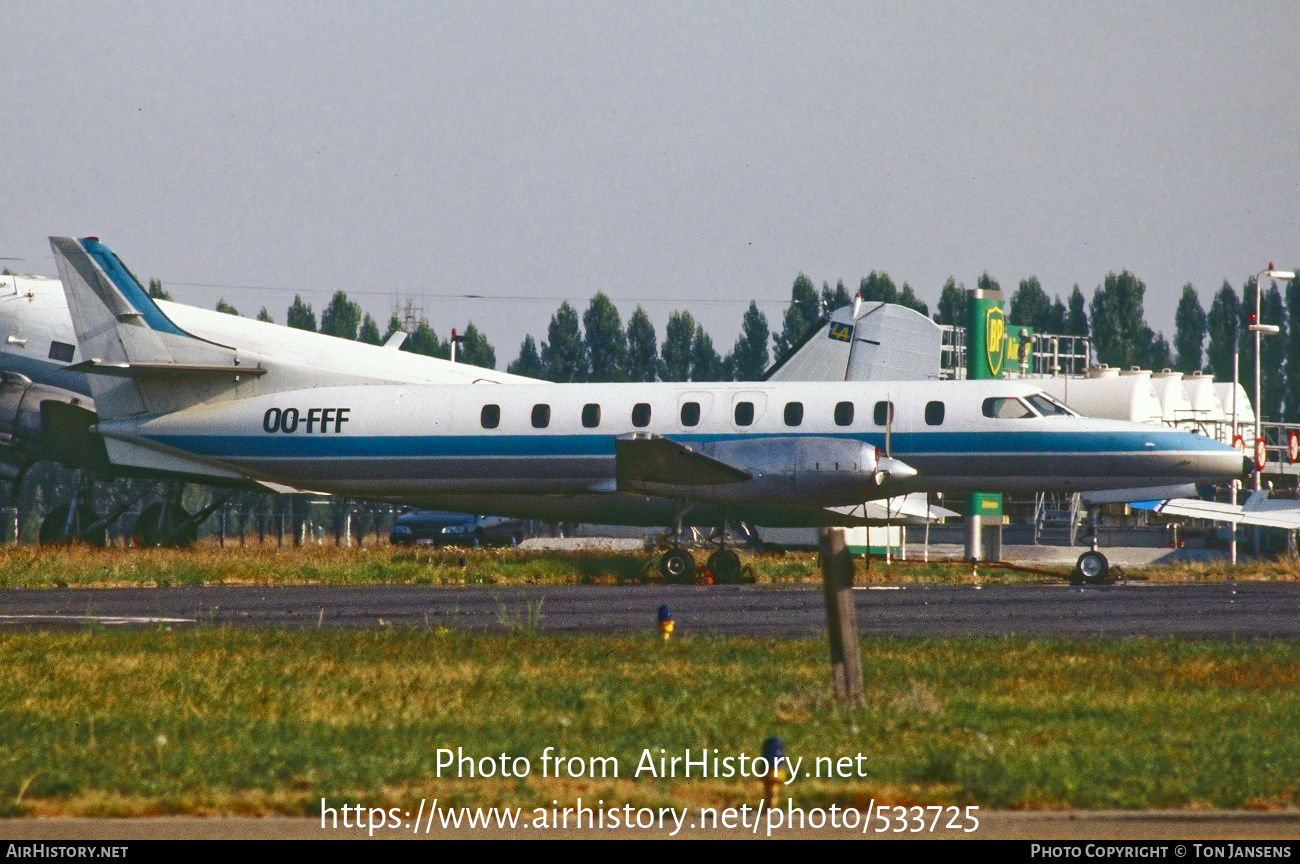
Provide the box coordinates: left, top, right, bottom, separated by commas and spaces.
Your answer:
144, 429, 1227, 460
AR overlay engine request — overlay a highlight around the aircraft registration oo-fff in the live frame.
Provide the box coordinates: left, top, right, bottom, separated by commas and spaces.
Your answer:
49, 235, 1243, 579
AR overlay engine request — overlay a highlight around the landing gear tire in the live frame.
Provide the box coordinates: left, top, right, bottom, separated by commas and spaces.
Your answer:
39, 504, 107, 547
706, 549, 742, 584
132, 502, 197, 548
1072, 550, 1109, 585
658, 548, 696, 583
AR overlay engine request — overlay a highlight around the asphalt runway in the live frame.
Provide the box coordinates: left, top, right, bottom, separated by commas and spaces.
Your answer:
1, 581, 1298, 637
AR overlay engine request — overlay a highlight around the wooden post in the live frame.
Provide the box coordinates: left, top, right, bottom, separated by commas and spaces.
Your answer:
819, 527, 863, 705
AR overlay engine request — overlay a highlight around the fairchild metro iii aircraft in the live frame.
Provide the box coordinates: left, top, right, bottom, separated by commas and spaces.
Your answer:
50, 236, 1244, 579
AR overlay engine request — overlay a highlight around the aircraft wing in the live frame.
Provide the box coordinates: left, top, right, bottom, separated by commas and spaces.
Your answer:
615, 433, 752, 491
1129, 491, 1300, 530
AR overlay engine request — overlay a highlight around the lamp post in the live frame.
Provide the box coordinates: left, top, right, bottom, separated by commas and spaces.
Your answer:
1248, 265, 1294, 556
1252, 266, 1295, 491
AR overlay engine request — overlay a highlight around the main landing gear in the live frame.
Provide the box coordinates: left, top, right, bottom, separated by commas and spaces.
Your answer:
38, 472, 108, 546
652, 504, 751, 584
36, 477, 234, 548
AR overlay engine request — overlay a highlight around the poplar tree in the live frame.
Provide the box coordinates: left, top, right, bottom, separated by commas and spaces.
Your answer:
729, 301, 770, 381
934, 277, 966, 326
1205, 281, 1241, 383
1284, 275, 1300, 420
859, 271, 898, 304
1173, 284, 1207, 373
583, 292, 627, 382
287, 295, 317, 331
659, 310, 695, 382
1009, 277, 1051, 328
540, 301, 588, 382
625, 306, 658, 382
148, 278, 172, 301
1089, 271, 1152, 369
689, 324, 724, 382
458, 321, 496, 370
897, 282, 929, 316
320, 291, 362, 340
774, 274, 821, 357
1066, 285, 1088, 336
507, 335, 544, 378
358, 312, 382, 345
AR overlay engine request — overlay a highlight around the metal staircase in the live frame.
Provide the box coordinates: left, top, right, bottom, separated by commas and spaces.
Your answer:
1034, 492, 1081, 545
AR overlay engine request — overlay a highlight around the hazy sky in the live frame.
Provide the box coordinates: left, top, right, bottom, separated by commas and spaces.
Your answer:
3, 1, 1297, 363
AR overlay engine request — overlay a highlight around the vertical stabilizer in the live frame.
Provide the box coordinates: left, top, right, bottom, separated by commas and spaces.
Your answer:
49, 236, 250, 420
765, 301, 942, 382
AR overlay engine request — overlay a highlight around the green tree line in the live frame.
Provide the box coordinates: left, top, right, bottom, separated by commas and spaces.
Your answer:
203, 265, 1300, 422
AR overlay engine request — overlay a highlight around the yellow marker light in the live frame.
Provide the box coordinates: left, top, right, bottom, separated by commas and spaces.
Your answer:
657, 604, 674, 641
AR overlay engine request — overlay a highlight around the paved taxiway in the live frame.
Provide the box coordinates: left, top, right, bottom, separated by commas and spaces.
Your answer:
1, 582, 1297, 637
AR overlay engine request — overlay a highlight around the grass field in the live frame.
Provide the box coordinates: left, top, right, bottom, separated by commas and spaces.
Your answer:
1, 627, 1296, 816
1, 543, 1299, 589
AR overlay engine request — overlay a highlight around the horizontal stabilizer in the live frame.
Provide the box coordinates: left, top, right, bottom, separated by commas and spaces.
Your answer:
64, 360, 266, 378
1130, 491, 1300, 529
827, 493, 957, 525
615, 432, 751, 491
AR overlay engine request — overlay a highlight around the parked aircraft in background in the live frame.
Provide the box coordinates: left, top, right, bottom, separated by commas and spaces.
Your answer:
0, 254, 533, 543
46, 235, 1243, 579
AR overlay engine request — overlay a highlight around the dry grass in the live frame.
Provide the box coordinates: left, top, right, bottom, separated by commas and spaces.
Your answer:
0, 628, 1295, 816
4, 542, 1299, 590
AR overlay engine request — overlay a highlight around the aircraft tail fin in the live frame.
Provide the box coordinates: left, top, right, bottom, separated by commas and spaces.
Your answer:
49, 236, 255, 420
763, 301, 942, 382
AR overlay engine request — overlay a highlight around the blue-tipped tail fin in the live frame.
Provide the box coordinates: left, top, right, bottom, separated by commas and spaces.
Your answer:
49, 236, 251, 419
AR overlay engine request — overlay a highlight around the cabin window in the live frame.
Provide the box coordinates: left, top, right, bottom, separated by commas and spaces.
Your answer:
982, 397, 1033, 419
632, 403, 652, 427
680, 401, 701, 427
531, 404, 551, 428
873, 400, 894, 426
582, 403, 601, 428
834, 401, 854, 427
480, 404, 500, 429
734, 401, 755, 426
784, 402, 804, 426
925, 401, 945, 426
48, 341, 75, 362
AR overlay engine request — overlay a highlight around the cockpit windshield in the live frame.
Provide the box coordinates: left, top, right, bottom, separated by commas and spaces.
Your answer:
982, 397, 1035, 419
1026, 393, 1076, 417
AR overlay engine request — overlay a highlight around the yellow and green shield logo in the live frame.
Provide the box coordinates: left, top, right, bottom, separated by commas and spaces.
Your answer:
985, 307, 1006, 377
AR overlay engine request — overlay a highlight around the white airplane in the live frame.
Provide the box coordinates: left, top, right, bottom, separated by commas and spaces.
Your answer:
2, 250, 950, 547
0, 251, 530, 544
45, 235, 1244, 579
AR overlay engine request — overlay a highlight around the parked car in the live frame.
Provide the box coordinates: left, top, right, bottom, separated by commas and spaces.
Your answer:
389, 510, 527, 547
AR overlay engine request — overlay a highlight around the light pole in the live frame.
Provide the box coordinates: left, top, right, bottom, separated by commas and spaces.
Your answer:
1251, 265, 1295, 491
1248, 265, 1294, 556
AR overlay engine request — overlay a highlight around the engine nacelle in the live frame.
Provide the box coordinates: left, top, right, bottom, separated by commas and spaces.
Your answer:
0, 372, 94, 468
620, 435, 916, 508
